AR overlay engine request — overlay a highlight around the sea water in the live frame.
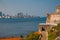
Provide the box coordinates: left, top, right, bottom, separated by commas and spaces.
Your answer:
0, 17, 46, 37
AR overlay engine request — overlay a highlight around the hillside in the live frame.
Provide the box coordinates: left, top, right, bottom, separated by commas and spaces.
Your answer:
48, 23, 60, 40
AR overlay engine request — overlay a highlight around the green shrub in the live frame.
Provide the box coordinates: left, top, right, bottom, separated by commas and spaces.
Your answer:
25, 31, 41, 40
48, 23, 60, 40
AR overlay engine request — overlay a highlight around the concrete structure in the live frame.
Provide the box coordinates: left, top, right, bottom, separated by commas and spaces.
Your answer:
39, 6, 60, 40
46, 6, 60, 24
55, 36, 60, 40
38, 23, 57, 40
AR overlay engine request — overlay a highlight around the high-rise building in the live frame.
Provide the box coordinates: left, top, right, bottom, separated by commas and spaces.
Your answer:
0, 12, 2, 18
0, 12, 2, 16
17, 12, 24, 18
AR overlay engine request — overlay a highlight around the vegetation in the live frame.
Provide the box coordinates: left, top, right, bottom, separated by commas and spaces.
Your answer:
48, 23, 60, 40
25, 31, 41, 40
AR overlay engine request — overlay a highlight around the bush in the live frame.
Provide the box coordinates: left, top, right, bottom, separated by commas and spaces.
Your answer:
25, 31, 41, 40
48, 23, 60, 40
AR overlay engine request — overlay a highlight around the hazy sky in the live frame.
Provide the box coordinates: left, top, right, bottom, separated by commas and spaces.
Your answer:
0, 0, 60, 17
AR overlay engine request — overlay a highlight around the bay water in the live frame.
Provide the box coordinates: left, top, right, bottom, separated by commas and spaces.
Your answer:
0, 18, 46, 37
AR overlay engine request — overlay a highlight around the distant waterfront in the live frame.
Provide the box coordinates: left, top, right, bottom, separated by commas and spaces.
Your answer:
0, 12, 40, 18
0, 17, 46, 37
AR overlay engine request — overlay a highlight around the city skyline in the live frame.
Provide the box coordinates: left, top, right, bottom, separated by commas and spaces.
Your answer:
0, 12, 40, 18
0, 0, 60, 17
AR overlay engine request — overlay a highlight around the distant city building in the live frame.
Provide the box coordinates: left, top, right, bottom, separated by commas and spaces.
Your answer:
2, 14, 5, 18
0, 12, 40, 18
3, 14, 10, 18
17, 12, 24, 18
0, 12, 2, 16
0, 12, 2, 18
24, 13, 30, 18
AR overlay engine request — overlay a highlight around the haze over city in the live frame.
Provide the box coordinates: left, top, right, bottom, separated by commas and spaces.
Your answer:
0, 0, 60, 17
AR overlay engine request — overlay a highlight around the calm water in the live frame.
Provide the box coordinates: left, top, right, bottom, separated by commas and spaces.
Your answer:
0, 18, 46, 37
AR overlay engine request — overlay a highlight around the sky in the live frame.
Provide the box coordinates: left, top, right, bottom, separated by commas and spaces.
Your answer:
0, 0, 60, 17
